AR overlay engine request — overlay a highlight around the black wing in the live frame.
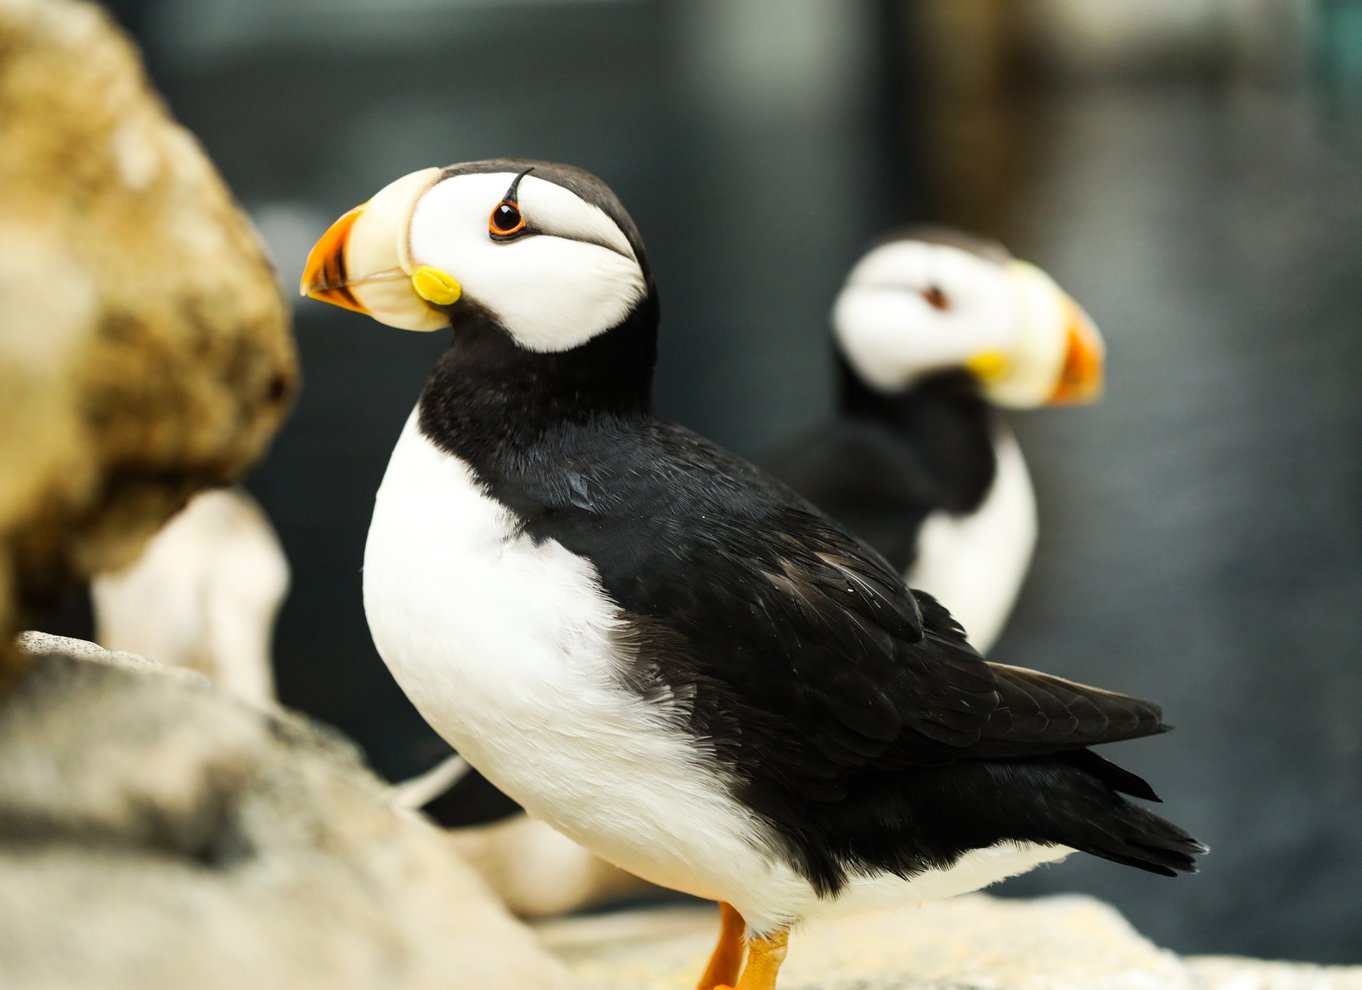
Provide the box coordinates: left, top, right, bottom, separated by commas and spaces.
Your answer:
501, 419, 1199, 890
512, 420, 1162, 775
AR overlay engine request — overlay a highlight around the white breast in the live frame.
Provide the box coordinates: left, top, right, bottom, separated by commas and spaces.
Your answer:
364, 411, 1067, 933
363, 411, 801, 927
907, 428, 1037, 654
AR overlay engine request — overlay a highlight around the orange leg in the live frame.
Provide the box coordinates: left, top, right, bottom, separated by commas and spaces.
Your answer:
725, 927, 789, 990
697, 901, 746, 990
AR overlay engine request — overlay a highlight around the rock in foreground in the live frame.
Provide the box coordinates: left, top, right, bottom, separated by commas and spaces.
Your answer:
0, 0, 297, 671
0, 635, 570, 990
541, 894, 1362, 990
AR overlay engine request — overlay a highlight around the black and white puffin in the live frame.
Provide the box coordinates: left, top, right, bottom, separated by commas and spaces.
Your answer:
302, 160, 1202, 990
765, 230, 1105, 653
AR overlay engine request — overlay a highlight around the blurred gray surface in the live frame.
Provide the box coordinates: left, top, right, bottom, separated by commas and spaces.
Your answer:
993, 84, 1362, 964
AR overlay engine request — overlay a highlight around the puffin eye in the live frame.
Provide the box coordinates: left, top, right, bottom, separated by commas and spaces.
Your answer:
489, 201, 526, 239
922, 285, 950, 311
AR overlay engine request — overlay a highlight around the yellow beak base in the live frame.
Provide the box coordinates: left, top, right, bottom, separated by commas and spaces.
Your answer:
410, 266, 462, 307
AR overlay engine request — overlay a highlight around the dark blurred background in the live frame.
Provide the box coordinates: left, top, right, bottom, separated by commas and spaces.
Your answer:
60, 0, 1362, 965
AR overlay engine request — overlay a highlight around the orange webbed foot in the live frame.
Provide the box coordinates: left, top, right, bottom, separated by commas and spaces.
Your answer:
697, 909, 789, 990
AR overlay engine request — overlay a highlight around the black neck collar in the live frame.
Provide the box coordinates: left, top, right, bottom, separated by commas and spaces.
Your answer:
836, 354, 990, 429
834, 352, 999, 512
418, 294, 659, 462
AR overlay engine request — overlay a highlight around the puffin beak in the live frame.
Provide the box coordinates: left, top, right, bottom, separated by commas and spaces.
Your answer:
986, 260, 1107, 409
1048, 298, 1104, 405
299, 166, 454, 332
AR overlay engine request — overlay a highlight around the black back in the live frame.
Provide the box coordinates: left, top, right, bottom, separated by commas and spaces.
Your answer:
764, 361, 998, 574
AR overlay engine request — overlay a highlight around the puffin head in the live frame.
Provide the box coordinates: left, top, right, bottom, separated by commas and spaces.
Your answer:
300, 160, 651, 354
831, 229, 1105, 407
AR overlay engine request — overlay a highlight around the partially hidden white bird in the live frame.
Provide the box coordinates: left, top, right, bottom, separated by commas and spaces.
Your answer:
302, 160, 1201, 990
765, 229, 1104, 653
91, 487, 288, 706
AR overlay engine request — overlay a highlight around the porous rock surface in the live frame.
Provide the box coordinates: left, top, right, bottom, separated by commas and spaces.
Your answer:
541, 895, 1362, 990
0, 0, 296, 673
0, 635, 572, 990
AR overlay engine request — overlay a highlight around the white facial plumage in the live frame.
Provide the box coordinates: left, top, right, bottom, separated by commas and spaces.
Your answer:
407, 171, 648, 353
831, 239, 1100, 408
832, 241, 1017, 392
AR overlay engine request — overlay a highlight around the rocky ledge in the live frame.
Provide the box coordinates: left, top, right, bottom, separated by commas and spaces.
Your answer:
0, 635, 570, 990
541, 885, 1362, 990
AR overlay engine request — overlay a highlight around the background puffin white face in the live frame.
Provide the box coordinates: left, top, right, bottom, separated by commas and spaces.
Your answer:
832, 241, 1020, 394
408, 171, 648, 353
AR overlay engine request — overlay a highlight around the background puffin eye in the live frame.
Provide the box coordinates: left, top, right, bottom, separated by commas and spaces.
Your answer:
489, 201, 526, 238
922, 285, 950, 311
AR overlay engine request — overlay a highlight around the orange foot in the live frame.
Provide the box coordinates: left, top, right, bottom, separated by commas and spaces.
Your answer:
705, 919, 789, 990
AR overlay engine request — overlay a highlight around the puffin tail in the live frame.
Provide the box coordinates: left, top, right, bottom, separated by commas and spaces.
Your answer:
1044, 749, 1207, 877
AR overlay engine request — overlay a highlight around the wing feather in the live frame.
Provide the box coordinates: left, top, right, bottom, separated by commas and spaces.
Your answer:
524, 422, 1171, 804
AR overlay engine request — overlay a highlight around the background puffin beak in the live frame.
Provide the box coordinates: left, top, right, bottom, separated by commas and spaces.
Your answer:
1048, 299, 1105, 404
300, 204, 371, 314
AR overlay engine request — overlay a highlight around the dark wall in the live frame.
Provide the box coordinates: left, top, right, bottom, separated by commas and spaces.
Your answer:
989, 82, 1362, 964
74, 0, 1362, 964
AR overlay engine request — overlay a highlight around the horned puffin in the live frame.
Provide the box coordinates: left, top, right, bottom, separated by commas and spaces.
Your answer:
302, 160, 1202, 990
765, 230, 1105, 653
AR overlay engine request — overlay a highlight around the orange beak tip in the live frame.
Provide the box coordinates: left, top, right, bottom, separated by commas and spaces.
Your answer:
300, 204, 370, 314
1050, 323, 1105, 404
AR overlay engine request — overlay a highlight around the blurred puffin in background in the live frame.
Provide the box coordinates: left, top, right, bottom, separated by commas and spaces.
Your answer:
301, 160, 1199, 990
765, 230, 1104, 652
91, 487, 288, 706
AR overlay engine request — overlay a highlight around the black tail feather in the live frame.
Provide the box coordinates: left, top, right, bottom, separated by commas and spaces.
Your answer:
1067, 748, 1162, 803
1040, 751, 1206, 876
955, 750, 1207, 878
1068, 798, 1207, 877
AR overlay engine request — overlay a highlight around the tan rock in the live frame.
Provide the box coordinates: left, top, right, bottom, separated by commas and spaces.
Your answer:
540, 894, 1362, 990
0, 0, 296, 676
1187, 957, 1362, 990
0, 635, 572, 990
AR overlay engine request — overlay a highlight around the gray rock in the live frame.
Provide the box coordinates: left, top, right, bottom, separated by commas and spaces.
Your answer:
0, 636, 572, 990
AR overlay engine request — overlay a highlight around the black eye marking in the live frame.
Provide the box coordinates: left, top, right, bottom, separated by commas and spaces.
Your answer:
489, 168, 534, 241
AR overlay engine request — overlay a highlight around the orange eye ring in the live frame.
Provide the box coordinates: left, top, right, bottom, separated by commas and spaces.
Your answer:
489, 201, 526, 239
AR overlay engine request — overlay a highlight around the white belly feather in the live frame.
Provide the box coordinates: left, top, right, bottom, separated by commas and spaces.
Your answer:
364, 411, 1067, 933
908, 428, 1037, 654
